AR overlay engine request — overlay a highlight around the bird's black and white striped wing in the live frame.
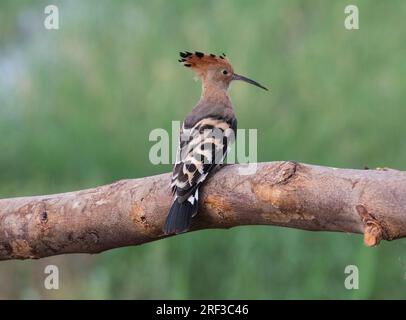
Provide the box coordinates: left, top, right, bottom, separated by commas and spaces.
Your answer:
171, 117, 236, 205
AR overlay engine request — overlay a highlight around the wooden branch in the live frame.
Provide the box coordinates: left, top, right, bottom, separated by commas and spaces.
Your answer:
1, 161, 406, 261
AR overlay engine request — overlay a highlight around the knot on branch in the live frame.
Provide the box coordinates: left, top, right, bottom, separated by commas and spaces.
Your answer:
356, 204, 384, 247
273, 161, 298, 185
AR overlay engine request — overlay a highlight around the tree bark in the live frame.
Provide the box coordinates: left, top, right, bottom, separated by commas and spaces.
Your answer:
0, 161, 405, 261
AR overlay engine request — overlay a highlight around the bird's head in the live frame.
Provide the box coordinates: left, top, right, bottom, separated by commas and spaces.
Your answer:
179, 51, 268, 91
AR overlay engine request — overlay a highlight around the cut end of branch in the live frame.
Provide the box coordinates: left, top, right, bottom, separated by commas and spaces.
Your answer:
356, 204, 383, 247
364, 223, 382, 247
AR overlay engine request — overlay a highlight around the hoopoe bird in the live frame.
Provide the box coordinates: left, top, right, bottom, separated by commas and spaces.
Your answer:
164, 51, 267, 235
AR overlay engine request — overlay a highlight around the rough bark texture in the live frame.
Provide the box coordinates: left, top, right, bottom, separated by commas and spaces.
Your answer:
1, 161, 405, 261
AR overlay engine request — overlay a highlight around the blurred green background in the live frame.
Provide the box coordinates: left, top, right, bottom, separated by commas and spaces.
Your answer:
1, 0, 406, 299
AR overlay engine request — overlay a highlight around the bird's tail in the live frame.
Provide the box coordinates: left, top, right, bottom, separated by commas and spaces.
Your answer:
164, 191, 198, 235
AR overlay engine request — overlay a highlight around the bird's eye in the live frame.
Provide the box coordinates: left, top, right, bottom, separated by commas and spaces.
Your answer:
222, 70, 228, 75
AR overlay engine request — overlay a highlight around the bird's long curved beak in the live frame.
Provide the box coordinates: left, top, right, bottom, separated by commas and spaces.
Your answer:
232, 73, 268, 91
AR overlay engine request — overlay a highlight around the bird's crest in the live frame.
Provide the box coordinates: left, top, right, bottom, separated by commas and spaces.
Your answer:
178, 51, 232, 72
